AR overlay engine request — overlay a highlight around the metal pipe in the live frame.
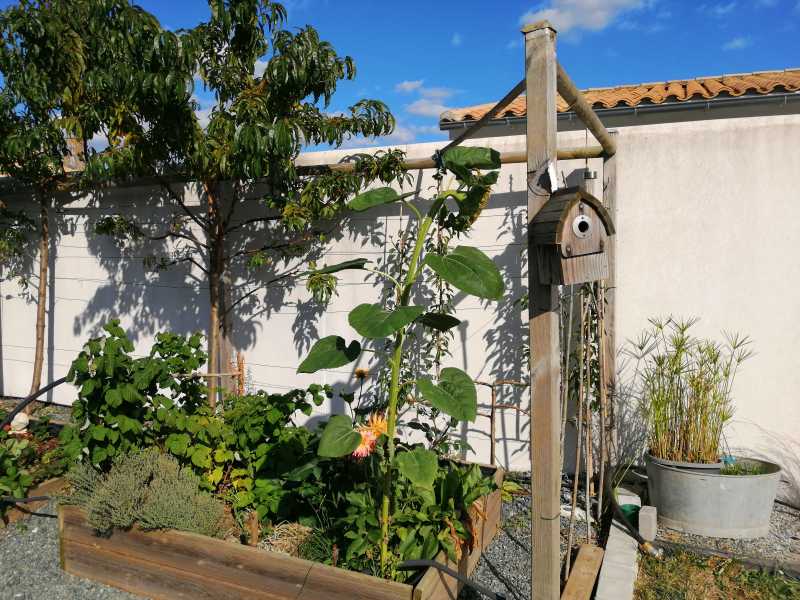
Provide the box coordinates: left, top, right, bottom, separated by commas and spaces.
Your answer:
556, 63, 617, 157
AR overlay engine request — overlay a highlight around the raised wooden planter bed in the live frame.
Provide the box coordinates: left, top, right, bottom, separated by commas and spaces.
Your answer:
59, 467, 504, 600
1, 477, 66, 528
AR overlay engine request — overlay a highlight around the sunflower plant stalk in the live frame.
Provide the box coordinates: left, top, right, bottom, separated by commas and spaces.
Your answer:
297, 146, 504, 576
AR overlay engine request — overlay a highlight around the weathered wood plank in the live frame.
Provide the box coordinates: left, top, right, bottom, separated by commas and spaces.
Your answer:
1, 477, 65, 528
60, 505, 310, 597
300, 562, 412, 600
561, 545, 604, 600
524, 18, 562, 600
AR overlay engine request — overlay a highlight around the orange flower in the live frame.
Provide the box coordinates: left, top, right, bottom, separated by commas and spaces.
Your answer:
354, 368, 370, 381
351, 413, 388, 458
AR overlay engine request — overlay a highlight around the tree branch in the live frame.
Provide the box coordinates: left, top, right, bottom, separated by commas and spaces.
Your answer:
224, 265, 303, 316
225, 214, 282, 234
160, 179, 209, 230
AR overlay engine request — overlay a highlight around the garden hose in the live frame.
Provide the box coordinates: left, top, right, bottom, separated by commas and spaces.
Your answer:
0, 376, 67, 429
397, 559, 507, 600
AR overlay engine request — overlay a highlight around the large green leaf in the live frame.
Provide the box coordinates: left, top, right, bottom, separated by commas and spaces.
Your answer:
348, 188, 415, 212
416, 367, 477, 422
317, 415, 362, 457
395, 447, 438, 489
297, 336, 361, 373
311, 258, 369, 274
424, 246, 504, 300
417, 312, 461, 332
442, 147, 501, 180
348, 303, 424, 339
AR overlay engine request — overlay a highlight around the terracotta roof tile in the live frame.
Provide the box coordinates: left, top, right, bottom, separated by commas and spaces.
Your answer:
440, 68, 800, 123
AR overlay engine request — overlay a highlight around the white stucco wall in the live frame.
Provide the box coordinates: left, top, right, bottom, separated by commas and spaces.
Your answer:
1, 115, 799, 489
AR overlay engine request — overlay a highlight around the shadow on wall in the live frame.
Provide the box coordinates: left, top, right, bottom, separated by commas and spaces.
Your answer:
737, 424, 800, 507
71, 181, 379, 360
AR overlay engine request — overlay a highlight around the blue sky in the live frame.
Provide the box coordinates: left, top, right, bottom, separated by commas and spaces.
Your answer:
4, 0, 800, 146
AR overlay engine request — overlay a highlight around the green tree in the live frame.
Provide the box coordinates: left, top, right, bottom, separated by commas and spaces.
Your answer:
0, 0, 182, 396
89, 0, 405, 406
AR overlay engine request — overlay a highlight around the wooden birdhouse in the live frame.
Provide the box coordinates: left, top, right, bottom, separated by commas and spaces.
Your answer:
531, 187, 615, 285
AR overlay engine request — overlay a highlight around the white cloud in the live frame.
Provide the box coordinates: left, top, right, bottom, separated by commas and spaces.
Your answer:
722, 35, 752, 50
451, 33, 462, 46
406, 98, 451, 117
337, 122, 445, 149
419, 86, 455, 100
699, 2, 737, 16
519, 0, 650, 35
395, 80, 424, 93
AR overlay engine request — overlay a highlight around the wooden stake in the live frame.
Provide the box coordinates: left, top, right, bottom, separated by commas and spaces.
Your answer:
597, 284, 608, 524
524, 19, 560, 600
584, 289, 594, 543
564, 295, 588, 582
560, 286, 575, 467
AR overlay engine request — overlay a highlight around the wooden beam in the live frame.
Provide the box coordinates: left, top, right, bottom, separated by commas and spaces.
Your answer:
297, 146, 604, 175
524, 19, 561, 600
441, 79, 526, 152
556, 63, 617, 157
561, 545, 604, 600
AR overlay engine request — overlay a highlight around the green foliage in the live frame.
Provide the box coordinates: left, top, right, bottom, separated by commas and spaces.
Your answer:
416, 312, 460, 332
348, 304, 425, 339
416, 368, 478, 423
66, 448, 225, 537
0, 437, 34, 513
394, 448, 437, 489
347, 188, 415, 212
60, 320, 208, 468
297, 336, 361, 374
0, 205, 34, 286
317, 415, 362, 458
424, 246, 505, 301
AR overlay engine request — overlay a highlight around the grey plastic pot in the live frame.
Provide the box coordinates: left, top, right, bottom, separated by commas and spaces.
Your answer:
645, 453, 781, 539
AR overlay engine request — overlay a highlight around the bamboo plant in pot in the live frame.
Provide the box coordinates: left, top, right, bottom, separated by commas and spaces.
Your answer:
634, 317, 782, 539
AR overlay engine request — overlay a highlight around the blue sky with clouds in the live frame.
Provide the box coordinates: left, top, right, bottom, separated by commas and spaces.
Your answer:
3, 0, 799, 147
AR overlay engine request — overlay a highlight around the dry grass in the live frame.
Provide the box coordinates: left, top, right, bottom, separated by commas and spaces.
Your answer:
259, 522, 313, 557
635, 551, 800, 600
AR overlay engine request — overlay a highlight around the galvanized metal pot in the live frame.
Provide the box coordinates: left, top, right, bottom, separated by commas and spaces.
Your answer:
645, 454, 781, 539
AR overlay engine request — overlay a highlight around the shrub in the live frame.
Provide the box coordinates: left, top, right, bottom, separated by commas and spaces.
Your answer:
65, 448, 225, 538
630, 317, 753, 464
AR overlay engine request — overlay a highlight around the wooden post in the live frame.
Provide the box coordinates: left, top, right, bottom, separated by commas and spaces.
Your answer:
523, 20, 560, 600
601, 140, 617, 460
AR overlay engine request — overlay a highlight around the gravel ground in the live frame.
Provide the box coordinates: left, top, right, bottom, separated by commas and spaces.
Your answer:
0, 502, 140, 600
656, 500, 800, 568
461, 474, 592, 600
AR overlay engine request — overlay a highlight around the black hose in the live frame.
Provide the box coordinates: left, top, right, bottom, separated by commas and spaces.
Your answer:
397, 559, 507, 600
0, 495, 52, 504
655, 539, 800, 580
0, 376, 67, 429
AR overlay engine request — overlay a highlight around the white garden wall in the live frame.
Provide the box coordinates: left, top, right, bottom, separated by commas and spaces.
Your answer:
2, 114, 799, 494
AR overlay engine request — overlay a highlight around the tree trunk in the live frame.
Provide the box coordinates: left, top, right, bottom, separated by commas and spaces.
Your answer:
205, 181, 223, 410
28, 193, 49, 400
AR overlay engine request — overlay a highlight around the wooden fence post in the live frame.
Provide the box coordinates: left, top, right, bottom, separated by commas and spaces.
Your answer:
523, 19, 561, 600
